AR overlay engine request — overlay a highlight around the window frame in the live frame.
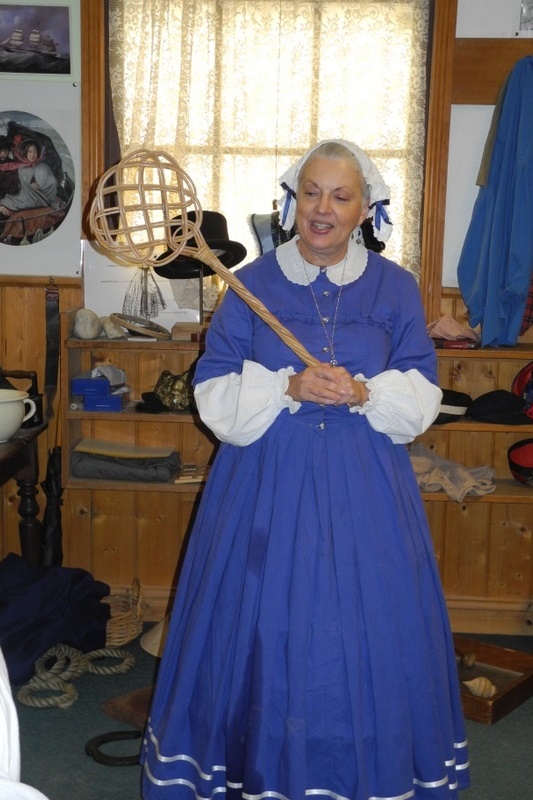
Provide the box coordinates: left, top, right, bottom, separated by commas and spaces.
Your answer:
81, 0, 457, 322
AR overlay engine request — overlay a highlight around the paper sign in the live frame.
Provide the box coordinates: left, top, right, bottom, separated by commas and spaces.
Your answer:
82, 240, 201, 327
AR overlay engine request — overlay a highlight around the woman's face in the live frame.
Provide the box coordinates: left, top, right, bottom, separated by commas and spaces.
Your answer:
26, 144, 38, 162
295, 155, 368, 266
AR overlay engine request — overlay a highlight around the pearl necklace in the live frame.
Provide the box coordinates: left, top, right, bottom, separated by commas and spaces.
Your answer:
301, 252, 347, 366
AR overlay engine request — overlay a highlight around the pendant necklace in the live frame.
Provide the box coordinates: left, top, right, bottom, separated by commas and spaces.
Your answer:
301, 252, 347, 366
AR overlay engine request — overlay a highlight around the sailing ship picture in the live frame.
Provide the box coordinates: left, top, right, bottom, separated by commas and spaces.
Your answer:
0, 4, 70, 74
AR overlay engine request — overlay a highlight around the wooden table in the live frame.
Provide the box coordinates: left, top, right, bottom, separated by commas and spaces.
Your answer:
0, 422, 48, 565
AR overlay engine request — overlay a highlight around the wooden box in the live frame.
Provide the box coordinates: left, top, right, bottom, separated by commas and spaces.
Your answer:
171, 322, 208, 342
454, 635, 533, 724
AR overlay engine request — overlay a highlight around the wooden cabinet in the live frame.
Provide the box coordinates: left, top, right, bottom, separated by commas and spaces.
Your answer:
418, 345, 533, 636
60, 309, 218, 619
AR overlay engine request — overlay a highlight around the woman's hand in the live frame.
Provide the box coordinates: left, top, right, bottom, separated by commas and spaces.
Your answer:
287, 364, 369, 407
0, 205, 11, 217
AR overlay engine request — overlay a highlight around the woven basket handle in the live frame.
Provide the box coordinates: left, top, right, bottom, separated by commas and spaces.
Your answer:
192, 243, 320, 367
89, 149, 320, 368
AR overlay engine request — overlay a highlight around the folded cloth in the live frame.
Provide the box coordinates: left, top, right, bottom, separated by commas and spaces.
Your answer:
427, 316, 480, 341
409, 443, 496, 502
90, 365, 127, 387
70, 450, 180, 482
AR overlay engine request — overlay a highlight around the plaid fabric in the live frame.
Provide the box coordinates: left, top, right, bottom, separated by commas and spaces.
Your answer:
520, 271, 533, 335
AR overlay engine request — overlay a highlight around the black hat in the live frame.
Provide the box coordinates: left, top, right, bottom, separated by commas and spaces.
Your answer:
466, 390, 533, 425
154, 210, 247, 279
135, 392, 168, 414
434, 389, 472, 424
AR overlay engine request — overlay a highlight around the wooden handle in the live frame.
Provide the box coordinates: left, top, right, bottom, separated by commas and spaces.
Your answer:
193, 243, 320, 368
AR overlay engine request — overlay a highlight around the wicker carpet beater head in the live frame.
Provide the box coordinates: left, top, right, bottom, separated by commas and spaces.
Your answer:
89, 149, 318, 367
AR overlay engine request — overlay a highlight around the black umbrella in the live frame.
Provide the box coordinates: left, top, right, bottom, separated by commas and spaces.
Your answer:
40, 446, 63, 567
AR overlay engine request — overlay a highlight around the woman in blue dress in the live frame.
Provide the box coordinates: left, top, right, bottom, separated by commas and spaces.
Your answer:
141, 140, 470, 800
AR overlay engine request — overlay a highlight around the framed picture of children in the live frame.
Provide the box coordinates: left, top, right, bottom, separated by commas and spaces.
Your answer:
0, 109, 75, 247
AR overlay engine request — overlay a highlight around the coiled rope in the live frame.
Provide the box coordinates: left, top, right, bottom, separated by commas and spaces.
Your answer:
17, 643, 135, 709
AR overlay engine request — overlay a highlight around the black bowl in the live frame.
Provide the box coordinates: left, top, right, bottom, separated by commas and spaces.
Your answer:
507, 439, 533, 487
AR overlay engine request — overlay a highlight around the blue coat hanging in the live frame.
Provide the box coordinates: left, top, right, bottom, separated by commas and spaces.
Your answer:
457, 55, 533, 347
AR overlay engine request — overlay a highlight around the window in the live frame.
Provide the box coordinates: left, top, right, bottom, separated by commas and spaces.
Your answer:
108, 0, 430, 275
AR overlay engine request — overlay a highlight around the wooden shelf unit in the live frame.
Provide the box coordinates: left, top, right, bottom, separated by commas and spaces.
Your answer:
417, 346, 533, 636
60, 310, 533, 631
60, 309, 218, 619
61, 310, 217, 492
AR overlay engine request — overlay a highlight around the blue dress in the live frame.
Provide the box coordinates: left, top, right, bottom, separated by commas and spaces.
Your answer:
141, 249, 470, 800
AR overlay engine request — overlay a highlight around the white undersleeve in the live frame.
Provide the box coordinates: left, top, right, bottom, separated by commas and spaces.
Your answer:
194, 361, 442, 447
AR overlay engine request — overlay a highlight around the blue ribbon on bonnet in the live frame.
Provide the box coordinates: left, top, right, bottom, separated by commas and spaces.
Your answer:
370, 199, 391, 234
279, 182, 296, 229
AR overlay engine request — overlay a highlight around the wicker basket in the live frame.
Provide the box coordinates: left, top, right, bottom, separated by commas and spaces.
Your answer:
104, 579, 143, 647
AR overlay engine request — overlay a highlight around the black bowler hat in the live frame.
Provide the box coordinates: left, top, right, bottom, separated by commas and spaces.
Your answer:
434, 389, 472, 424
466, 390, 533, 425
154, 210, 247, 279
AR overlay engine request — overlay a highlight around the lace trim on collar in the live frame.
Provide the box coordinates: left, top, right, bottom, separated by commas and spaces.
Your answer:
276, 235, 369, 286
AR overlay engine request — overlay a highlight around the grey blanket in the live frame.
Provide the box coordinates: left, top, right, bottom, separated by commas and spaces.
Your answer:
71, 450, 181, 482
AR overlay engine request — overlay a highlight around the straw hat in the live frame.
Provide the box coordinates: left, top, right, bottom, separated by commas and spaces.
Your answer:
140, 616, 170, 658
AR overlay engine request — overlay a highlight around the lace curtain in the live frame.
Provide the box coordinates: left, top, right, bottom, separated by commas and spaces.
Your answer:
108, 0, 430, 276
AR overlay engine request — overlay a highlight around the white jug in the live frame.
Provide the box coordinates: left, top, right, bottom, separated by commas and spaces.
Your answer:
0, 389, 37, 443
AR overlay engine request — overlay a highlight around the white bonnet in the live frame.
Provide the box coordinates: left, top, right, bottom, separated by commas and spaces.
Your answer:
278, 139, 393, 243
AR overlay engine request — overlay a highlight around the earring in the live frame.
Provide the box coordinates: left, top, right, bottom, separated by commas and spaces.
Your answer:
355, 226, 362, 244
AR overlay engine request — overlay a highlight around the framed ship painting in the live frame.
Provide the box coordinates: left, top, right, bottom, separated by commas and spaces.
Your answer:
514, 0, 533, 35
0, 0, 80, 80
